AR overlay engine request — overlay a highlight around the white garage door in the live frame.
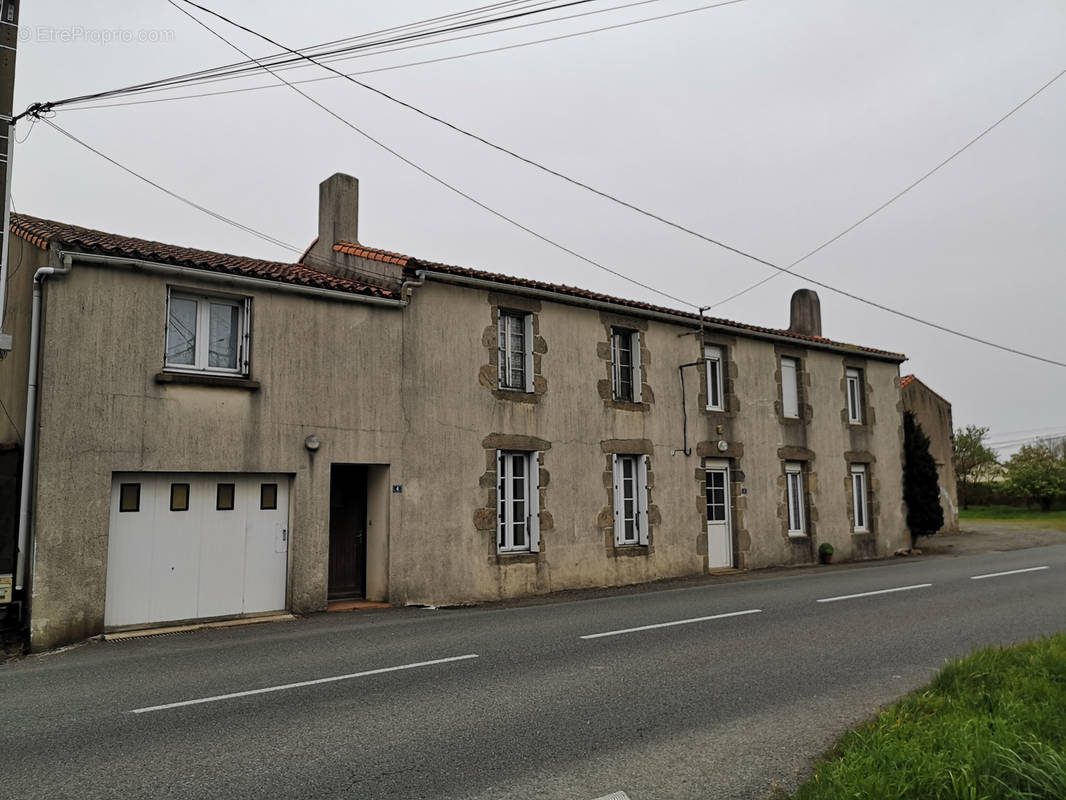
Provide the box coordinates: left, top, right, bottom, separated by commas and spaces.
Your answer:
104, 473, 289, 628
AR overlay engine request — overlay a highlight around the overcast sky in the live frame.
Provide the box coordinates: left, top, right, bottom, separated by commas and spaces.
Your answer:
10, 0, 1066, 453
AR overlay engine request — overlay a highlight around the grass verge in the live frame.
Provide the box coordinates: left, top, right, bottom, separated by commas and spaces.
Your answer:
790, 634, 1066, 799
959, 507, 1066, 531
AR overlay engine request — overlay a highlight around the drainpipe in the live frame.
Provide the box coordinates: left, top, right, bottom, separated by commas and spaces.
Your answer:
14, 254, 72, 590
673, 361, 703, 457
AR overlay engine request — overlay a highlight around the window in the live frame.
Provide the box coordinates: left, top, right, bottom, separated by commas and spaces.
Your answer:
119, 483, 140, 513
706, 469, 727, 523
260, 483, 278, 510
785, 463, 805, 536
846, 367, 864, 424
611, 328, 641, 403
612, 454, 649, 545
170, 483, 190, 512
497, 451, 540, 553
166, 289, 250, 375
781, 357, 800, 419
851, 464, 869, 532
705, 345, 724, 411
497, 310, 533, 392
216, 483, 236, 511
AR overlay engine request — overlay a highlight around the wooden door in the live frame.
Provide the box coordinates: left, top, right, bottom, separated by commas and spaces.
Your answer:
328, 465, 367, 600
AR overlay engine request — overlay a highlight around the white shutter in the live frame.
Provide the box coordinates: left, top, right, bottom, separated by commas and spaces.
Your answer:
240, 298, 252, 375
631, 332, 642, 403
529, 451, 541, 552
496, 315, 506, 389
781, 357, 799, 418
612, 454, 623, 545
637, 455, 650, 545
523, 313, 535, 393
610, 333, 621, 399
496, 450, 505, 548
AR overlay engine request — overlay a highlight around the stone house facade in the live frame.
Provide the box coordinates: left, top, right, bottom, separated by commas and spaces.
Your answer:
0, 174, 910, 651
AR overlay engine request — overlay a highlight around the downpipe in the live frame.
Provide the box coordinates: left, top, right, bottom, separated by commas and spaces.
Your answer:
15, 254, 72, 590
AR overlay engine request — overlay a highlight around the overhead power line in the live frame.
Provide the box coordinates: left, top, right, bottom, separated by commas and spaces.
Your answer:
18, 0, 609, 117
160, 0, 696, 308
706, 63, 1066, 310
66, 0, 694, 112
164, 0, 1066, 369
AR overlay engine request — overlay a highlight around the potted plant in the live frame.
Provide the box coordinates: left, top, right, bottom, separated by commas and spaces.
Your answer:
818, 542, 834, 564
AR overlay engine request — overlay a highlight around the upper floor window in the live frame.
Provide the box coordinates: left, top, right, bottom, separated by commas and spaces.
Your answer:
785, 462, 805, 536
497, 450, 540, 553
497, 310, 533, 392
851, 464, 869, 532
611, 328, 641, 403
781, 357, 800, 419
705, 345, 724, 411
612, 454, 649, 545
846, 367, 864, 424
166, 289, 250, 376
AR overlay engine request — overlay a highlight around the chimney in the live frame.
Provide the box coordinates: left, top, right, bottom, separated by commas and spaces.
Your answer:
308, 173, 359, 268
788, 289, 822, 337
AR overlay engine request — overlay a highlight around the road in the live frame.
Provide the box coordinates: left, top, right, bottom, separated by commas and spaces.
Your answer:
2, 545, 1064, 800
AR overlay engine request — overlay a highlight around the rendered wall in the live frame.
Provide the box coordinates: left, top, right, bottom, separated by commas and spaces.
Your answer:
903, 380, 960, 533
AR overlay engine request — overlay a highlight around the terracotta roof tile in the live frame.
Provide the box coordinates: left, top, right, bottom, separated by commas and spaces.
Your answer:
399, 256, 907, 361
333, 241, 410, 266
900, 374, 916, 389
11, 214, 398, 299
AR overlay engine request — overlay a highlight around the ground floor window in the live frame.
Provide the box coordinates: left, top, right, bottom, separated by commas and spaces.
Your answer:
497, 451, 540, 553
851, 464, 869, 532
786, 462, 806, 536
613, 454, 649, 545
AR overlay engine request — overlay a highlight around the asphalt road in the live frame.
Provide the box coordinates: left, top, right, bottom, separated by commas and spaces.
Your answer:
3, 545, 1065, 800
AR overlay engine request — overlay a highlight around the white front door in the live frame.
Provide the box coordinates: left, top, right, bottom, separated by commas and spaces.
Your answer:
105, 473, 289, 628
705, 463, 732, 569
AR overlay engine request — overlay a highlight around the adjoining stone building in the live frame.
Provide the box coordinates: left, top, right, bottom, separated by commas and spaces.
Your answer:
0, 174, 910, 652
901, 375, 960, 533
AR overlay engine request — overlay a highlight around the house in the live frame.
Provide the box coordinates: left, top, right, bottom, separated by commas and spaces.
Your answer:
0, 174, 910, 652
901, 374, 960, 533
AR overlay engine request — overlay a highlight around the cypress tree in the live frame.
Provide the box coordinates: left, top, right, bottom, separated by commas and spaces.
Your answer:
903, 411, 944, 548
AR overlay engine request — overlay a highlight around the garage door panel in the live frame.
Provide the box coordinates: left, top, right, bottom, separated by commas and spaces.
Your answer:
104, 477, 158, 627
197, 475, 247, 619
149, 476, 202, 625
243, 477, 288, 614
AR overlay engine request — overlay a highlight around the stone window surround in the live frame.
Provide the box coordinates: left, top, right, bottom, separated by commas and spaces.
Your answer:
479, 292, 548, 404
841, 358, 876, 429
473, 434, 554, 564
844, 451, 879, 536
598, 439, 660, 556
596, 312, 653, 412
773, 345, 812, 425
777, 447, 819, 548
698, 333, 739, 418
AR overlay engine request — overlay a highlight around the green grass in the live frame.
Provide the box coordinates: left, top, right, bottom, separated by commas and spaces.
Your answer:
959, 507, 1066, 531
790, 634, 1066, 800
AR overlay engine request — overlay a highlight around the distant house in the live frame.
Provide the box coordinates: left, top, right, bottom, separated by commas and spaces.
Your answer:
0, 174, 912, 651
901, 375, 959, 533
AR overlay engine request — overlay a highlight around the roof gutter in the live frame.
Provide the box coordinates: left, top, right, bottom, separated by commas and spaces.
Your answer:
418, 269, 906, 364
58, 250, 410, 308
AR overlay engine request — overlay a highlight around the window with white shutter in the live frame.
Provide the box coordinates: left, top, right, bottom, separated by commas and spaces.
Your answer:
611, 329, 641, 403
785, 462, 805, 536
497, 451, 539, 552
497, 311, 533, 392
705, 345, 724, 411
781, 357, 799, 419
613, 454, 648, 545
846, 367, 864, 424
851, 464, 869, 532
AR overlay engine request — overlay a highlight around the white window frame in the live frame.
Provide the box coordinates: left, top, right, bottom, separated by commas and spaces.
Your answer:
781, 356, 800, 419
704, 345, 724, 411
611, 328, 642, 403
846, 367, 864, 424
497, 310, 534, 392
497, 450, 540, 553
851, 464, 869, 533
165, 288, 250, 376
612, 454, 649, 546
785, 462, 806, 537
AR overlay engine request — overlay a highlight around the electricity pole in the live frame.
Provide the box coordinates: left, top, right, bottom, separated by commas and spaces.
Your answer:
0, 0, 20, 354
